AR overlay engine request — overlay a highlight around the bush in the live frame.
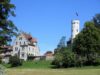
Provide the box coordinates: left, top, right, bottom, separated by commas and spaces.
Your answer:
52, 52, 63, 68
52, 47, 76, 68
93, 57, 100, 66
9, 56, 23, 67
0, 58, 2, 64
62, 50, 76, 68
75, 56, 85, 67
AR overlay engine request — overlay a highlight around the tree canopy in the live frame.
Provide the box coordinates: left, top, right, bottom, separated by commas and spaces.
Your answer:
73, 21, 100, 65
0, 0, 18, 46
93, 14, 100, 28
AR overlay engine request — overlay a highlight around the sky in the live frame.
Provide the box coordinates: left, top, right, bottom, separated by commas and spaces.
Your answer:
10, 0, 100, 55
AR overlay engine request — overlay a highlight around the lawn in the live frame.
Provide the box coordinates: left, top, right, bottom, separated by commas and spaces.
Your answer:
19, 60, 52, 69
2, 60, 53, 69
1, 60, 100, 75
6, 68, 100, 75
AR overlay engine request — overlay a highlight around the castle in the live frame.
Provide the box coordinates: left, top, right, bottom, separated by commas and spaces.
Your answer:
0, 20, 79, 63
12, 32, 40, 61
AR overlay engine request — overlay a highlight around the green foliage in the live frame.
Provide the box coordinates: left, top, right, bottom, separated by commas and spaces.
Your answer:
93, 14, 100, 28
21, 60, 52, 69
0, 58, 2, 64
53, 47, 76, 68
57, 36, 66, 49
73, 21, 100, 66
0, 0, 18, 47
62, 48, 76, 67
93, 57, 100, 66
3, 60, 52, 69
9, 56, 23, 67
53, 14, 100, 68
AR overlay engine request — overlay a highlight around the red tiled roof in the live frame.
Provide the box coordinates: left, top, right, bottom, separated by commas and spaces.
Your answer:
31, 38, 37, 43
22, 33, 37, 43
44, 51, 53, 56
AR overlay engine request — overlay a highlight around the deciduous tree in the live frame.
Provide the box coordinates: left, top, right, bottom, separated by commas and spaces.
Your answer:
0, 0, 18, 47
73, 21, 100, 65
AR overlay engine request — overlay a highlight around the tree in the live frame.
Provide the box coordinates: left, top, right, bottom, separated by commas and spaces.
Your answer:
93, 14, 100, 28
53, 47, 76, 68
54, 36, 66, 54
0, 0, 18, 47
57, 36, 66, 49
73, 21, 100, 65
61, 47, 76, 67
9, 56, 22, 67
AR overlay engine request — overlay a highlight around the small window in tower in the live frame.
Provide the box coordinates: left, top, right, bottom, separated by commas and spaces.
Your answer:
73, 22, 75, 24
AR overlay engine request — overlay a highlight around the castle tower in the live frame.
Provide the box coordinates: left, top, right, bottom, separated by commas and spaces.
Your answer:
71, 19, 80, 43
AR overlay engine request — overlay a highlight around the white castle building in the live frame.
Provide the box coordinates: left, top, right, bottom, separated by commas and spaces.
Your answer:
71, 19, 80, 43
12, 32, 40, 61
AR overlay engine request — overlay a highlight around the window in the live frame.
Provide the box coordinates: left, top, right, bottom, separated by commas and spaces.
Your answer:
22, 53, 24, 57
19, 37, 22, 40
15, 47, 18, 51
22, 47, 25, 50
77, 29, 78, 32
16, 42, 18, 45
29, 47, 30, 51
24, 42, 25, 45
72, 22, 75, 24
20, 42, 21, 45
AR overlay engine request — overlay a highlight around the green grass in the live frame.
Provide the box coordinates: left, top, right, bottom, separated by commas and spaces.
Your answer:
2, 60, 100, 69
19, 60, 52, 69
2, 60, 53, 69
6, 68, 100, 75
2, 60, 100, 75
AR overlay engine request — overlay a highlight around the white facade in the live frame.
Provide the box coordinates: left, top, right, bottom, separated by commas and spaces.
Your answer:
12, 33, 40, 61
71, 20, 80, 43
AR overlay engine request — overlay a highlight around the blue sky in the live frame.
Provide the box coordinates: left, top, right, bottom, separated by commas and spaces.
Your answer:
11, 0, 100, 55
